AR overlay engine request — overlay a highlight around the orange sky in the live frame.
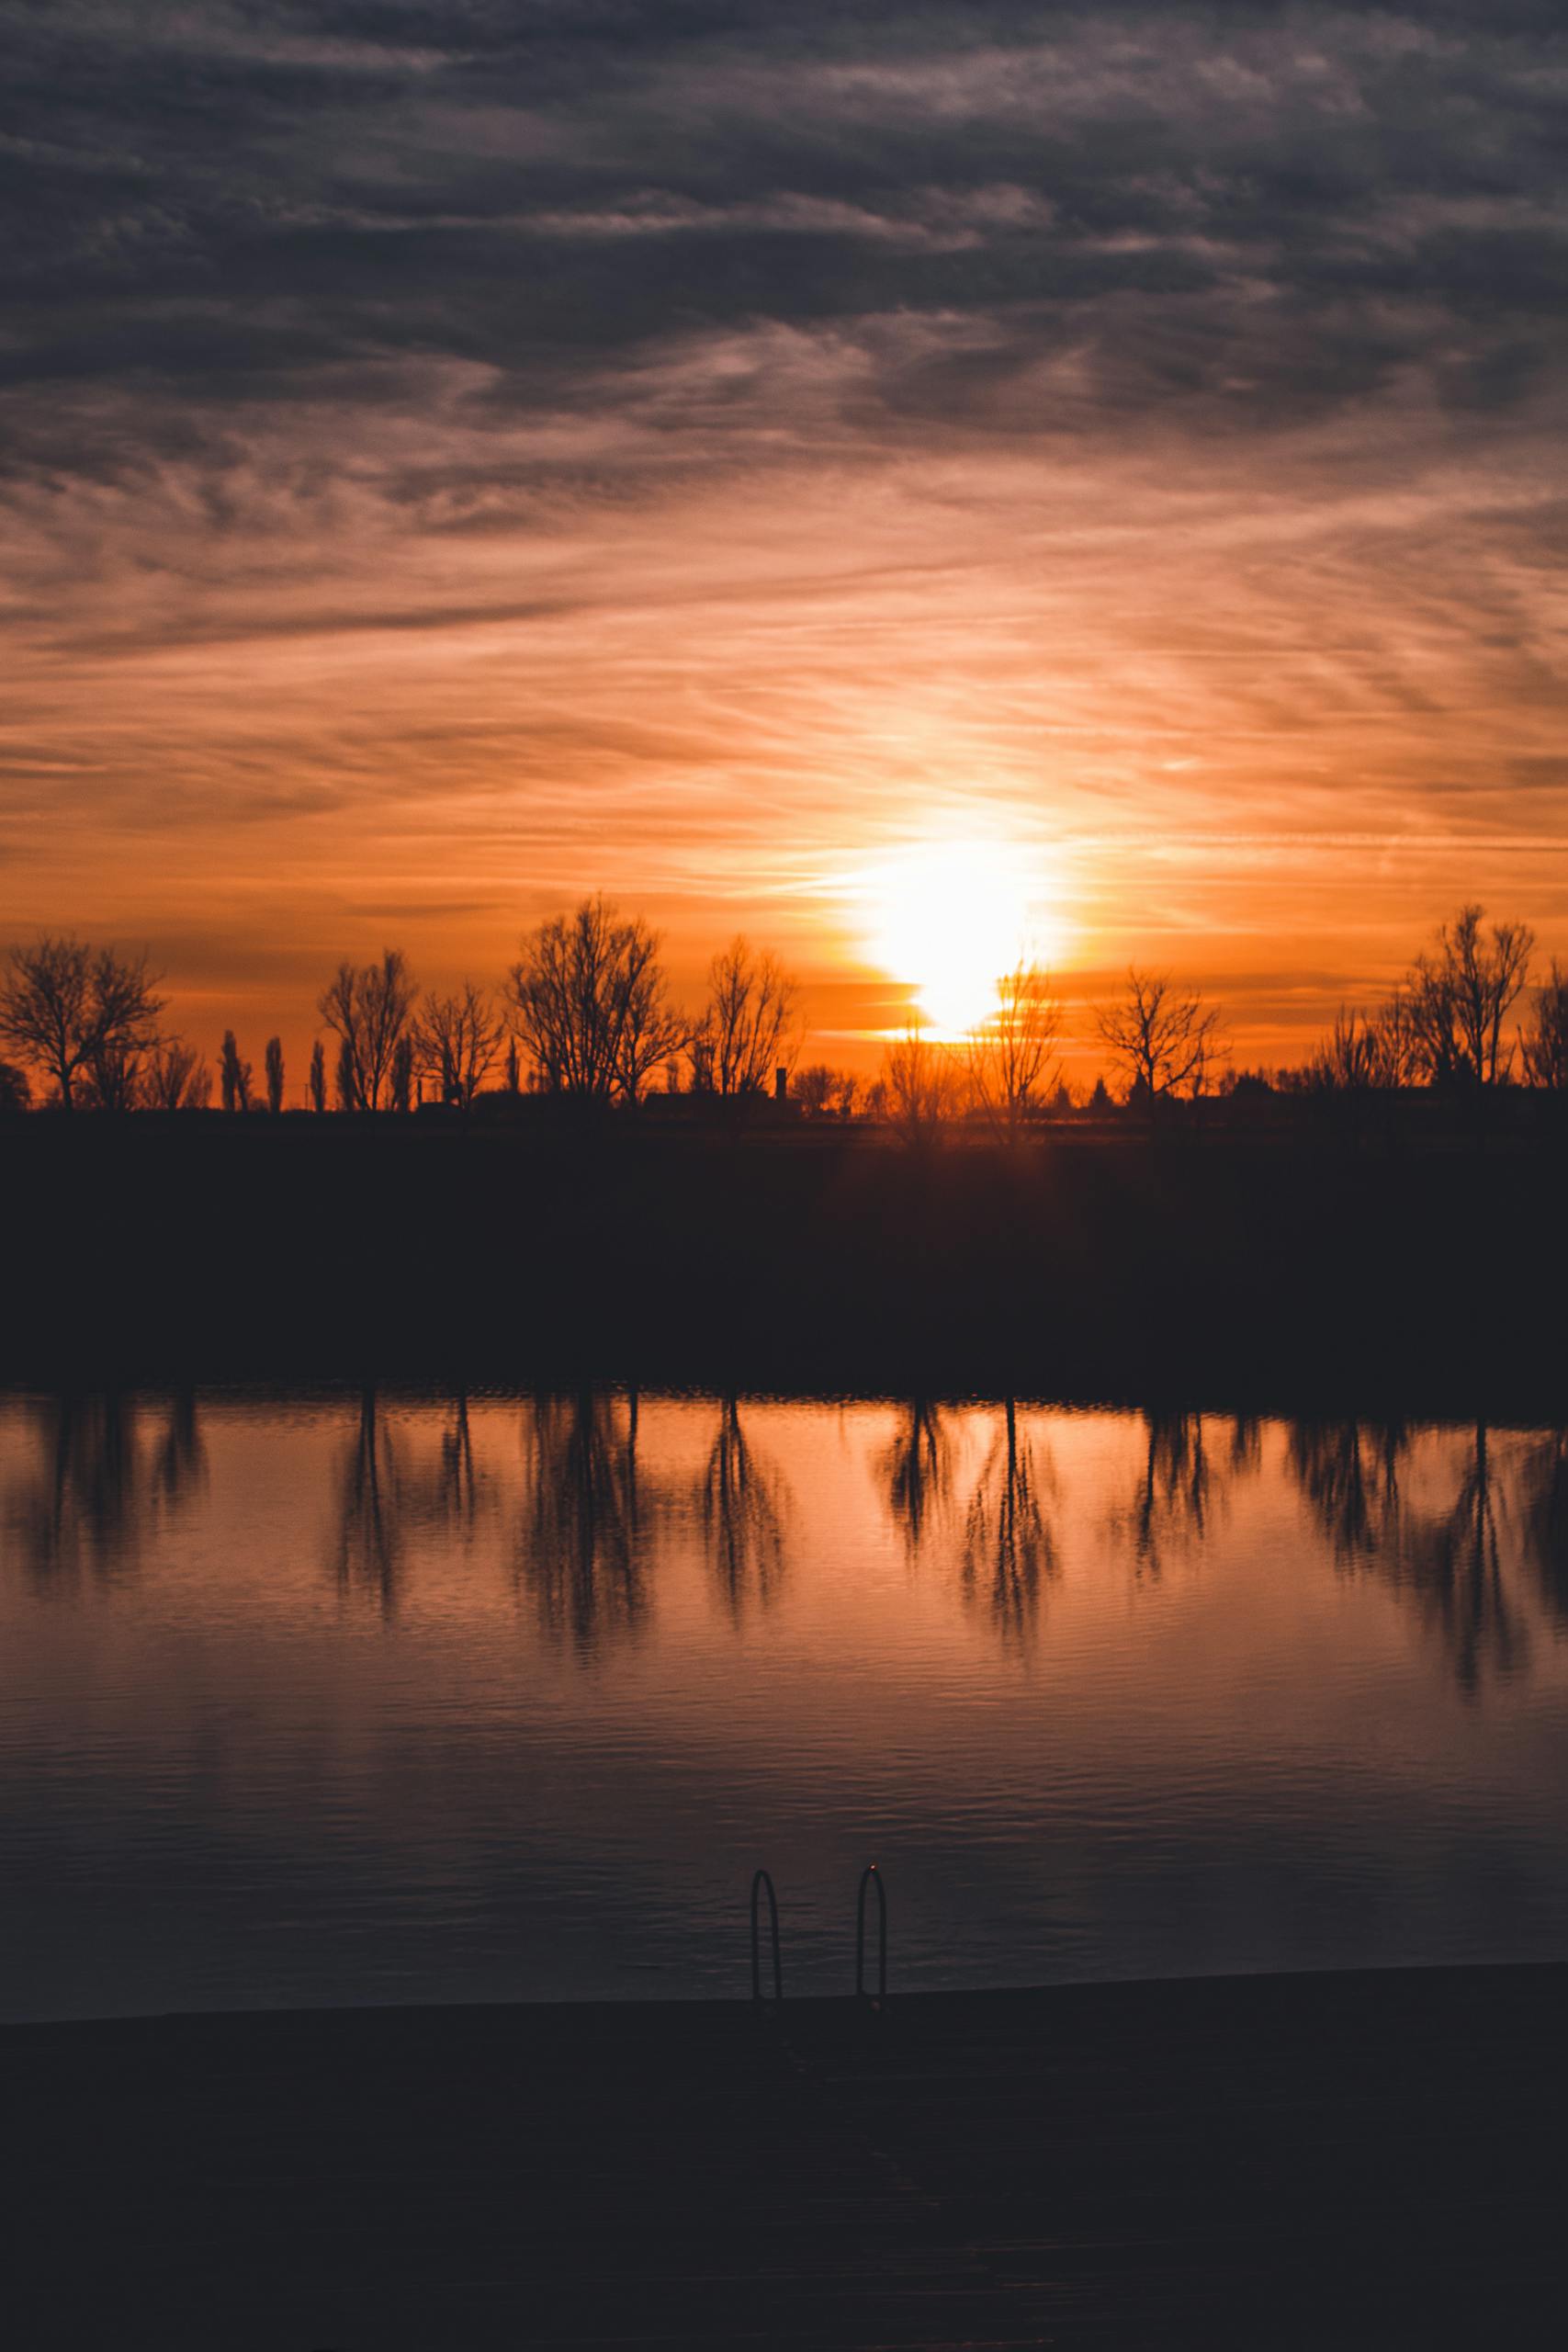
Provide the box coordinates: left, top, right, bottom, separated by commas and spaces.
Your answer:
4, 5, 1567, 1088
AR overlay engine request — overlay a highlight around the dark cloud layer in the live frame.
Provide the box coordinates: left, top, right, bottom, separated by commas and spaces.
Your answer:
6, 2, 1567, 470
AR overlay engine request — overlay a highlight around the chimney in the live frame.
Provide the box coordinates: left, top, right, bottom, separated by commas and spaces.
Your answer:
773, 1066, 788, 1102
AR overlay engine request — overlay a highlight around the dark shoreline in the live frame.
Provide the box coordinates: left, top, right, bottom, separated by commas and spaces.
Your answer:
6, 1115, 1568, 1418
7, 1962, 1567, 2346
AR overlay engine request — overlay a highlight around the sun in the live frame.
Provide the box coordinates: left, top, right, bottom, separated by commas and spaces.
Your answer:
862, 837, 1051, 1035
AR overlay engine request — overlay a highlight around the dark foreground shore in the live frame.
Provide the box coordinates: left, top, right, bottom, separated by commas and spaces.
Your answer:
6, 1962, 1567, 2347
6, 1114, 1568, 1412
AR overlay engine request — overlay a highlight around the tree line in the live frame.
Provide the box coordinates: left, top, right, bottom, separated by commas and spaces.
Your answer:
3, 896, 1566, 1129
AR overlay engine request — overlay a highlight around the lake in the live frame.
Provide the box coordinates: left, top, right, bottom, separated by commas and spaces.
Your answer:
4, 1388, 1566, 2021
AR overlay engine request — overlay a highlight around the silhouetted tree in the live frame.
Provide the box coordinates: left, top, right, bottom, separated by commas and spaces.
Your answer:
506, 896, 685, 1103
1405, 904, 1533, 1088
882, 1023, 961, 1144
265, 1035, 285, 1114
688, 937, 799, 1095
219, 1030, 253, 1114
0, 1059, 29, 1114
0, 935, 164, 1112
1097, 970, 1223, 1106
966, 961, 1061, 1140
794, 1063, 861, 1117
141, 1038, 211, 1112
413, 980, 503, 1108
390, 1034, 414, 1113
319, 949, 417, 1111
1521, 960, 1568, 1090
1309, 1006, 1404, 1092
308, 1038, 327, 1114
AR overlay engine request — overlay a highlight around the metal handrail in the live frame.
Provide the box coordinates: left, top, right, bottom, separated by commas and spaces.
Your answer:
855, 1862, 886, 2008
750, 1868, 783, 2004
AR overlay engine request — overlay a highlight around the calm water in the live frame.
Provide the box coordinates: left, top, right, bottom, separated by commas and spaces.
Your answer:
4, 1389, 1567, 2022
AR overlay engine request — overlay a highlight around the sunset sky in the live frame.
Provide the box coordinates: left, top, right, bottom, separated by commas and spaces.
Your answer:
5, 2, 1567, 1077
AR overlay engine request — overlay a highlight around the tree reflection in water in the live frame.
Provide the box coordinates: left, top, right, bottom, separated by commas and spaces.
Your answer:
1400, 1425, 1526, 1694
517, 1387, 650, 1652
333, 1387, 404, 1615
436, 1389, 483, 1531
1288, 1419, 1534, 1693
962, 1397, 1057, 1650
4, 1390, 205, 1582
329, 1389, 496, 1613
1121, 1411, 1226, 1578
701, 1395, 788, 1621
1288, 1419, 1407, 1561
879, 1398, 954, 1558
151, 1388, 208, 1518
1519, 1429, 1568, 1624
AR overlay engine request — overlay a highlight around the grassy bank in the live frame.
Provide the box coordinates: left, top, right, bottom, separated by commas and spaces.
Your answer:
5, 1113, 1566, 1413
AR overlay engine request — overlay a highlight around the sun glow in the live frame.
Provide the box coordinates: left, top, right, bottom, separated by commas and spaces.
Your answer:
862, 838, 1054, 1035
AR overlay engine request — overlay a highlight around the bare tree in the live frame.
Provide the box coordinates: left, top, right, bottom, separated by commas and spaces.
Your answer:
219, 1030, 253, 1114
318, 949, 417, 1111
1521, 959, 1568, 1090
1096, 969, 1224, 1106
0, 1060, 30, 1114
141, 1038, 211, 1112
966, 961, 1061, 1140
506, 896, 686, 1104
82, 1035, 144, 1113
308, 1039, 327, 1114
688, 936, 799, 1095
0, 936, 165, 1112
390, 1034, 414, 1112
881, 1023, 962, 1144
414, 980, 504, 1108
793, 1062, 854, 1118
1308, 1002, 1414, 1092
1405, 904, 1533, 1088
265, 1036, 285, 1115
